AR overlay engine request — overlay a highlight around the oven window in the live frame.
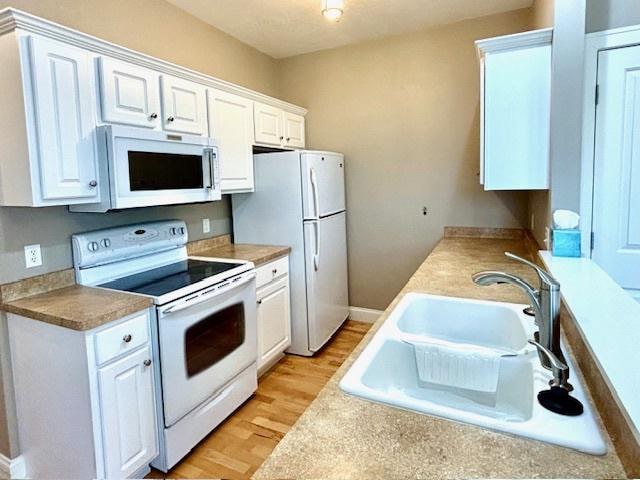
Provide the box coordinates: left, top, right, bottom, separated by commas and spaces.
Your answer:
128, 151, 204, 191
184, 303, 245, 378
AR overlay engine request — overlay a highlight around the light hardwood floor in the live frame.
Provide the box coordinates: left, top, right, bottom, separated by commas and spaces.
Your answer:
148, 320, 371, 479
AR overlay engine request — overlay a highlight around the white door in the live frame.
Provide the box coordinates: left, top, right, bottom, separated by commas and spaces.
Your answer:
28, 36, 100, 202
592, 46, 640, 290
253, 102, 283, 146
283, 112, 305, 149
483, 44, 551, 190
99, 57, 161, 128
207, 88, 255, 192
160, 75, 207, 135
301, 152, 346, 219
257, 276, 291, 370
303, 211, 349, 352
98, 345, 157, 479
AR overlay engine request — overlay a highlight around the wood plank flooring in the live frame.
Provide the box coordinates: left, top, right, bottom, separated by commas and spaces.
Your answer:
148, 320, 370, 479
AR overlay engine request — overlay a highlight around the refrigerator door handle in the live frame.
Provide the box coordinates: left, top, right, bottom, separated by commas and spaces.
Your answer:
312, 219, 320, 271
310, 167, 320, 220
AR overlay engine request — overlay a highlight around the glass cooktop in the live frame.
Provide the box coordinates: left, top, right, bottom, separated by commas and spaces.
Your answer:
100, 259, 241, 297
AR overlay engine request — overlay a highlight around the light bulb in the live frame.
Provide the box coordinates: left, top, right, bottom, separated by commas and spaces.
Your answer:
321, 0, 344, 22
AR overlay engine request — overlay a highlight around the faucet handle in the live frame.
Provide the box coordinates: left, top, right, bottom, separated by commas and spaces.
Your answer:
505, 252, 560, 290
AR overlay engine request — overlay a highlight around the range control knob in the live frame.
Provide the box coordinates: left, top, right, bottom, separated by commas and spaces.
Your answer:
100, 238, 111, 248
169, 227, 177, 236
178, 227, 186, 235
87, 241, 99, 252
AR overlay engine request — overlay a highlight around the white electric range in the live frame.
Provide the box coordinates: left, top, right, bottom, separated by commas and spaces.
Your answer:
72, 220, 258, 471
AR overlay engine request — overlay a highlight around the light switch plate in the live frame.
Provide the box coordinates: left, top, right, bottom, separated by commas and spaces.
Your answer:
202, 218, 211, 234
24, 244, 42, 268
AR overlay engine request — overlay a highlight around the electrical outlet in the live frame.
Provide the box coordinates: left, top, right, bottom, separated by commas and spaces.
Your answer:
202, 218, 211, 234
24, 244, 42, 269
544, 227, 551, 250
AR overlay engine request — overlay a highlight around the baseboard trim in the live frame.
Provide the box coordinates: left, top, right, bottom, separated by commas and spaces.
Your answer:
0, 453, 26, 479
348, 306, 383, 324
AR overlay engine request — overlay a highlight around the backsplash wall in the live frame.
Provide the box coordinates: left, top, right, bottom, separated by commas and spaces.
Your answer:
0, 199, 232, 285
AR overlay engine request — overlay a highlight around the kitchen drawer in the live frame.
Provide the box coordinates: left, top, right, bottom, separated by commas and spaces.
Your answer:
256, 256, 289, 289
94, 310, 150, 365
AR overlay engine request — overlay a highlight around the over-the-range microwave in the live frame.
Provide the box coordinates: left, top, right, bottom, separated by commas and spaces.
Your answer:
71, 125, 220, 213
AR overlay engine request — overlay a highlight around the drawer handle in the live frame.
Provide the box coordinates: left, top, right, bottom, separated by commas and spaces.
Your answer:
143, 359, 152, 367
123, 334, 132, 343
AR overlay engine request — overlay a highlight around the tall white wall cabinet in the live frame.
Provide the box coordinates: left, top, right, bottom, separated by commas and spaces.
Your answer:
476, 28, 553, 191
0, 8, 307, 206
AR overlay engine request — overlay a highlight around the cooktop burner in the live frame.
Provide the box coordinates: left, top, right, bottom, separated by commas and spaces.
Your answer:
99, 259, 241, 297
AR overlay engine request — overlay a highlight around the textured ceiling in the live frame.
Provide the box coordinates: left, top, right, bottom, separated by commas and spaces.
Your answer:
166, 0, 533, 58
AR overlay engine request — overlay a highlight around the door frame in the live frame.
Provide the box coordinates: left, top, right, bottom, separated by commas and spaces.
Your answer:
581, 24, 640, 256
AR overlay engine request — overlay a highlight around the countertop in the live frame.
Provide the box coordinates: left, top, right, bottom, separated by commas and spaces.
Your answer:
1, 285, 153, 331
1, 242, 290, 331
191, 243, 291, 266
253, 236, 625, 479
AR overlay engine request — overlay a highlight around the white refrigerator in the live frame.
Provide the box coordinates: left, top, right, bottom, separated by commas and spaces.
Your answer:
232, 150, 349, 356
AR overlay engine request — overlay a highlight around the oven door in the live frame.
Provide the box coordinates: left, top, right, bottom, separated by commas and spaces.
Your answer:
104, 125, 221, 209
157, 272, 257, 427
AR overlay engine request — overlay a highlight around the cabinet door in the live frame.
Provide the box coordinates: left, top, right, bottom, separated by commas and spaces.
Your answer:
28, 36, 100, 202
98, 345, 157, 479
257, 276, 291, 370
483, 44, 551, 190
160, 75, 207, 134
283, 112, 305, 149
253, 102, 283, 146
207, 89, 254, 192
99, 57, 161, 128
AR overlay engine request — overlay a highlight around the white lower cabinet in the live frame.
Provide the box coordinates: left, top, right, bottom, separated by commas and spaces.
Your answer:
256, 257, 291, 374
99, 345, 157, 479
7, 309, 158, 479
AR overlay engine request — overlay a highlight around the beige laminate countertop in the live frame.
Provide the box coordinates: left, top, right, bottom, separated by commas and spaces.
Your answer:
0, 243, 290, 331
192, 243, 291, 266
254, 236, 625, 479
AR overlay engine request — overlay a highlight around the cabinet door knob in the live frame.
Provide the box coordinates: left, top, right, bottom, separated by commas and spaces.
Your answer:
279, 136, 284, 141
272, 268, 278, 275
257, 299, 262, 305
167, 116, 175, 122
286, 137, 290, 142
143, 359, 152, 367
123, 334, 132, 343
149, 112, 158, 119
89, 180, 98, 188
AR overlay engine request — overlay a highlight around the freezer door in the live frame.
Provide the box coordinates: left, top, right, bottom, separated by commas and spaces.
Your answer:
303, 211, 349, 352
301, 152, 346, 219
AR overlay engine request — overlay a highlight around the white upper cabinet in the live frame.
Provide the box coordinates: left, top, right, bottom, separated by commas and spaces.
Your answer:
207, 88, 255, 193
476, 28, 552, 191
254, 101, 306, 149
283, 112, 306, 149
161, 75, 207, 135
99, 57, 161, 128
28, 35, 100, 203
254, 101, 284, 146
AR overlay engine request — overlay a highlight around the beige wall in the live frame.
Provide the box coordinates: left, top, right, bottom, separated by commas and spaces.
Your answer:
527, 0, 554, 248
587, 0, 640, 33
0, 0, 281, 459
276, 9, 533, 310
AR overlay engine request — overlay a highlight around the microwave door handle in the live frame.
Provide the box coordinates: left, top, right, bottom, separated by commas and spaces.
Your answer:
203, 148, 214, 189
212, 150, 220, 191
162, 272, 256, 316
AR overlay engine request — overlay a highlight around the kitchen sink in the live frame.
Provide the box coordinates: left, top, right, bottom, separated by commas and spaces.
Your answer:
339, 293, 607, 455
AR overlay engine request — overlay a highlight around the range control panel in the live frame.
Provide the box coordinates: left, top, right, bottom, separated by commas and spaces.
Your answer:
72, 220, 188, 269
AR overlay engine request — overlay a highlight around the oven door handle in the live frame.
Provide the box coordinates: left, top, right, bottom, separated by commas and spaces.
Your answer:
161, 272, 255, 316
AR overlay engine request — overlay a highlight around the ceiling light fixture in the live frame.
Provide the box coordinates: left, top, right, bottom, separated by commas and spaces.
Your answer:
321, 0, 344, 22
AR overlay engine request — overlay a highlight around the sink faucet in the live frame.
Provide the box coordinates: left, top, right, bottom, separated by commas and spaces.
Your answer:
472, 252, 564, 372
